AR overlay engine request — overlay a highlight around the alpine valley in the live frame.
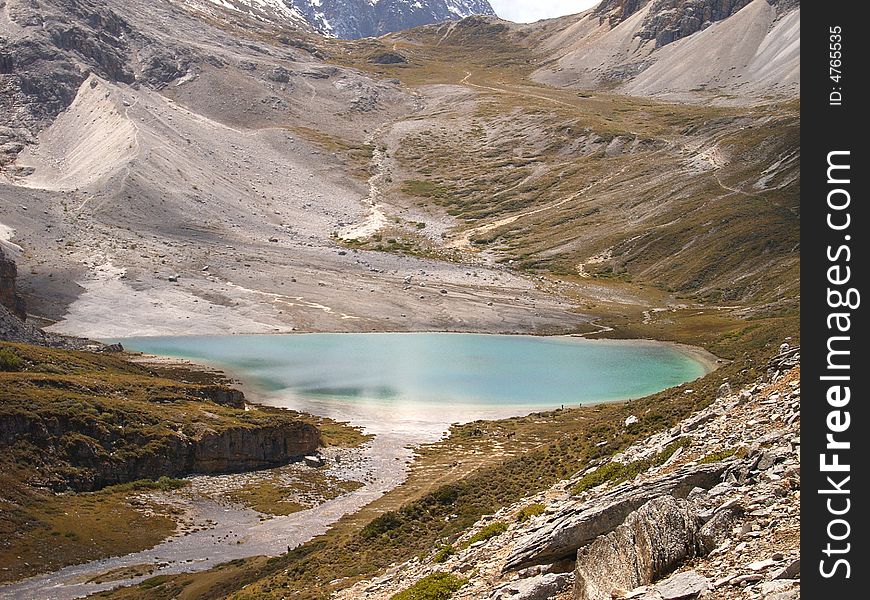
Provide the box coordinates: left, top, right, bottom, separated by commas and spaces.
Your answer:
0, 0, 800, 599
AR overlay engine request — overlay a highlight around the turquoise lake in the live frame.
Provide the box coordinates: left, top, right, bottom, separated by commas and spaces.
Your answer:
122, 334, 709, 425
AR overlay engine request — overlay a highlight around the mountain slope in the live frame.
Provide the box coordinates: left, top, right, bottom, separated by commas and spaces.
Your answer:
204, 0, 497, 38
530, 0, 800, 103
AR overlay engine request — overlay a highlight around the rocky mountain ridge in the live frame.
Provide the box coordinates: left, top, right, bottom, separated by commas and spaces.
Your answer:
533, 0, 800, 102
336, 348, 801, 600
594, 0, 757, 47
0, 248, 26, 320
202, 0, 496, 39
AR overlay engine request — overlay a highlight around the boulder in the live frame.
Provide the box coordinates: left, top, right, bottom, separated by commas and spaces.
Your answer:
573, 496, 702, 600
492, 572, 571, 600
304, 455, 325, 468
698, 505, 743, 554
505, 462, 728, 571
367, 51, 408, 65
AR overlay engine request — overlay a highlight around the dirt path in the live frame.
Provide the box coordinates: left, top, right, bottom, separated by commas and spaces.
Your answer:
459, 71, 579, 109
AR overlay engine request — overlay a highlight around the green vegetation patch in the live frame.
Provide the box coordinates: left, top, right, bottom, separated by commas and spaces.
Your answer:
0, 347, 22, 371
431, 544, 455, 564
699, 446, 745, 464
226, 472, 363, 516
515, 503, 546, 523
572, 437, 692, 495
105, 477, 189, 494
459, 521, 507, 549
389, 572, 467, 600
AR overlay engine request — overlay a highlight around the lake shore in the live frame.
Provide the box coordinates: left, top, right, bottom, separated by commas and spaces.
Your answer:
1, 332, 721, 599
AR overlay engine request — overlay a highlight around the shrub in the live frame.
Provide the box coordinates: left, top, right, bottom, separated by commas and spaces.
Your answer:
104, 477, 188, 494
432, 544, 455, 563
361, 511, 403, 539
460, 521, 507, 549
572, 438, 692, 495
699, 447, 743, 464
139, 575, 172, 589
515, 503, 546, 523
0, 348, 22, 371
389, 572, 467, 600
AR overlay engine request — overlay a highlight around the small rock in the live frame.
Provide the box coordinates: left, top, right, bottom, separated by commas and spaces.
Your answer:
303, 455, 324, 468
772, 557, 800, 580
747, 558, 776, 571
654, 571, 710, 599
729, 573, 763, 585
625, 415, 639, 427
760, 580, 797, 595
492, 572, 571, 600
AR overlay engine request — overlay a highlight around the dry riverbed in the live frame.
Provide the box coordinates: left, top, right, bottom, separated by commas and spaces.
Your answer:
0, 431, 415, 600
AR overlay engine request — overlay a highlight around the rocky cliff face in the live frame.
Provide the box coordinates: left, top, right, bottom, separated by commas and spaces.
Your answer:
0, 405, 320, 491
0, 249, 26, 320
0, 249, 88, 346
287, 0, 496, 39
206, 0, 497, 39
336, 346, 801, 600
595, 0, 790, 47
0, 343, 322, 492
1, 0, 138, 165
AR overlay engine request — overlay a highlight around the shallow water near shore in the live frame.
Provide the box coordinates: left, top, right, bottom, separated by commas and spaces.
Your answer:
122, 332, 711, 434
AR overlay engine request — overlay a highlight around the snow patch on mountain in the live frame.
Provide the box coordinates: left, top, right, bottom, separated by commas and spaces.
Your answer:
204, 0, 496, 38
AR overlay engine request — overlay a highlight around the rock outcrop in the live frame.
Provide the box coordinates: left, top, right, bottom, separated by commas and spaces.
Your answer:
190, 424, 320, 474
1, 409, 320, 491
504, 462, 727, 571
573, 496, 702, 600
0, 248, 51, 345
0, 248, 26, 320
493, 573, 572, 600
595, 0, 760, 47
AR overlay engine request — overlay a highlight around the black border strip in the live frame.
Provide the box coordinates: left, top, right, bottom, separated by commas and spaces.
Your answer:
802, 2, 866, 594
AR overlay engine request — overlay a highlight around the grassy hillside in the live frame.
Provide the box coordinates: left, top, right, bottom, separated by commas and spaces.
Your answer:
0, 343, 365, 582
323, 19, 800, 308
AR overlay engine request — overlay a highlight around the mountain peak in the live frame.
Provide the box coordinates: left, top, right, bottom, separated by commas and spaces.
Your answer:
205, 0, 497, 38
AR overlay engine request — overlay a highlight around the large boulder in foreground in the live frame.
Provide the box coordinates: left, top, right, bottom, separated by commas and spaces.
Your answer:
573, 496, 702, 600
504, 462, 728, 571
